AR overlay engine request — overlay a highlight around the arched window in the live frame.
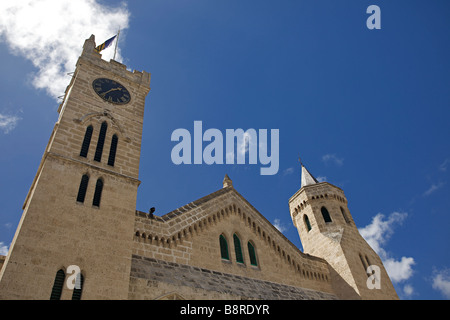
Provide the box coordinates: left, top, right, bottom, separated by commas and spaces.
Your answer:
49, 269, 65, 300
92, 178, 103, 207
233, 234, 244, 264
107, 134, 118, 166
71, 273, 84, 300
321, 206, 332, 223
80, 125, 93, 157
247, 241, 258, 266
219, 235, 229, 260
94, 122, 107, 162
76, 174, 89, 203
341, 207, 350, 224
304, 214, 312, 232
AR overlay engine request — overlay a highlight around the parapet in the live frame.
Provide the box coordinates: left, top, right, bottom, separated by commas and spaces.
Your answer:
78, 34, 150, 88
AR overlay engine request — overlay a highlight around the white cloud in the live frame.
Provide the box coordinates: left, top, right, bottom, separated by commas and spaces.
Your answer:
273, 218, 287, 233
0, 0, 130, 101
423, 182, 444, 196
0, 113, 21, 133
0, 242, 9, 256
316, 176, 327, 182
282, 167, 294, 176
321, 154, 344, 166
359, 212, 406, 254
432, 268, 450, 299
225, 129, 257, 164
402, 284, 414, 297
239, 130, 256, 156
359, 212, 415, 284
383, 257, 415, 283
439, 158, 450, 172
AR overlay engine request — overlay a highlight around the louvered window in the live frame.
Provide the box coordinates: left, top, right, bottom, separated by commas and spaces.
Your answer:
219, 235, 229, 260
247, 241, 258, 266
49, 269, 65, 300
233, 234, 244, 263
94, 122, 107, 162
76, 174, 89, 203
79, 125, 93, 157
92, 178, 103, 207
107, 134, 118, 166
71, 273, 84, 300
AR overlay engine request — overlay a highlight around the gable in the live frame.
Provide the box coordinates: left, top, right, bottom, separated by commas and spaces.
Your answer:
133, 185, 335, 295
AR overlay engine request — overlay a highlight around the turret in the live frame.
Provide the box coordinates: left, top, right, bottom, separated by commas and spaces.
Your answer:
289, 163, 398, 300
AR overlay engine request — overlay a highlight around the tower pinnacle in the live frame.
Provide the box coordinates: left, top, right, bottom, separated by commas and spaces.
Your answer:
300, 163, 319, 188
223, 174, 233, 188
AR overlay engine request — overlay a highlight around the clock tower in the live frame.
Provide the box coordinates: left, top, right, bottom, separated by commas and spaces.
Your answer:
0, 35, 150, 299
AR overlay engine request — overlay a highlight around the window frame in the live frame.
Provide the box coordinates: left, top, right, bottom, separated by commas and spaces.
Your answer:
247, 241, 258, 267
233, 233, 244, 264
76, 174, 89, 203
304, 214, 312, 232
80, 125, 93, 158
71, 272, 84, 300
92, 178, 104, 207
49, 269, 66, 300
107, 134, 118, 166
219, 234, 230, 261
94, 121, 108, 162
321, 206, 332, 223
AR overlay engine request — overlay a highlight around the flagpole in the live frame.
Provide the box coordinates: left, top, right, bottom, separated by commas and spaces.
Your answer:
113, 28, 120, 61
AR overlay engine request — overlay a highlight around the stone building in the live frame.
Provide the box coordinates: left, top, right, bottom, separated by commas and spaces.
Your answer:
0, 36, 398, 300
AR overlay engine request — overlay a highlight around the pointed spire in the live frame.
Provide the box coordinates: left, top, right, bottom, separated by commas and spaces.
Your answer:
223, 174, 233, 188
299, 157, 319, 188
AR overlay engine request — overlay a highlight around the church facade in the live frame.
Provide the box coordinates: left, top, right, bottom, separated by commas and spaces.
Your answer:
0, 36, 398, 300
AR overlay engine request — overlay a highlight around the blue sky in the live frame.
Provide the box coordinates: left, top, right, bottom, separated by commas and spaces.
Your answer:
0, 0, 449, 299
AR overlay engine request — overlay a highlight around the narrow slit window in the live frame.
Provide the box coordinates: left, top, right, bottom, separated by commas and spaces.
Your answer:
341, 207, 350, 224
107, 134, 118, 166
233, 234, 244, 264
247, 241, 258, 266
71, 273, 84, 300
92, 178, 103, 207
80, 125, 93, 157
365, 255, 371, 267
76, 174, 89, 203
49, 269, 65, 300
304, 214, 312, 232
219, 235, 229, 260
360, 253, 368, 274
94, 122, 107, 162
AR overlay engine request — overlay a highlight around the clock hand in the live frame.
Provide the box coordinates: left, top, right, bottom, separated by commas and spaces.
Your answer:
100, 87, 122, 97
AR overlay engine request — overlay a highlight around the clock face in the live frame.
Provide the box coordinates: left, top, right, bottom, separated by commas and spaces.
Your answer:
92, 78, 131, 105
